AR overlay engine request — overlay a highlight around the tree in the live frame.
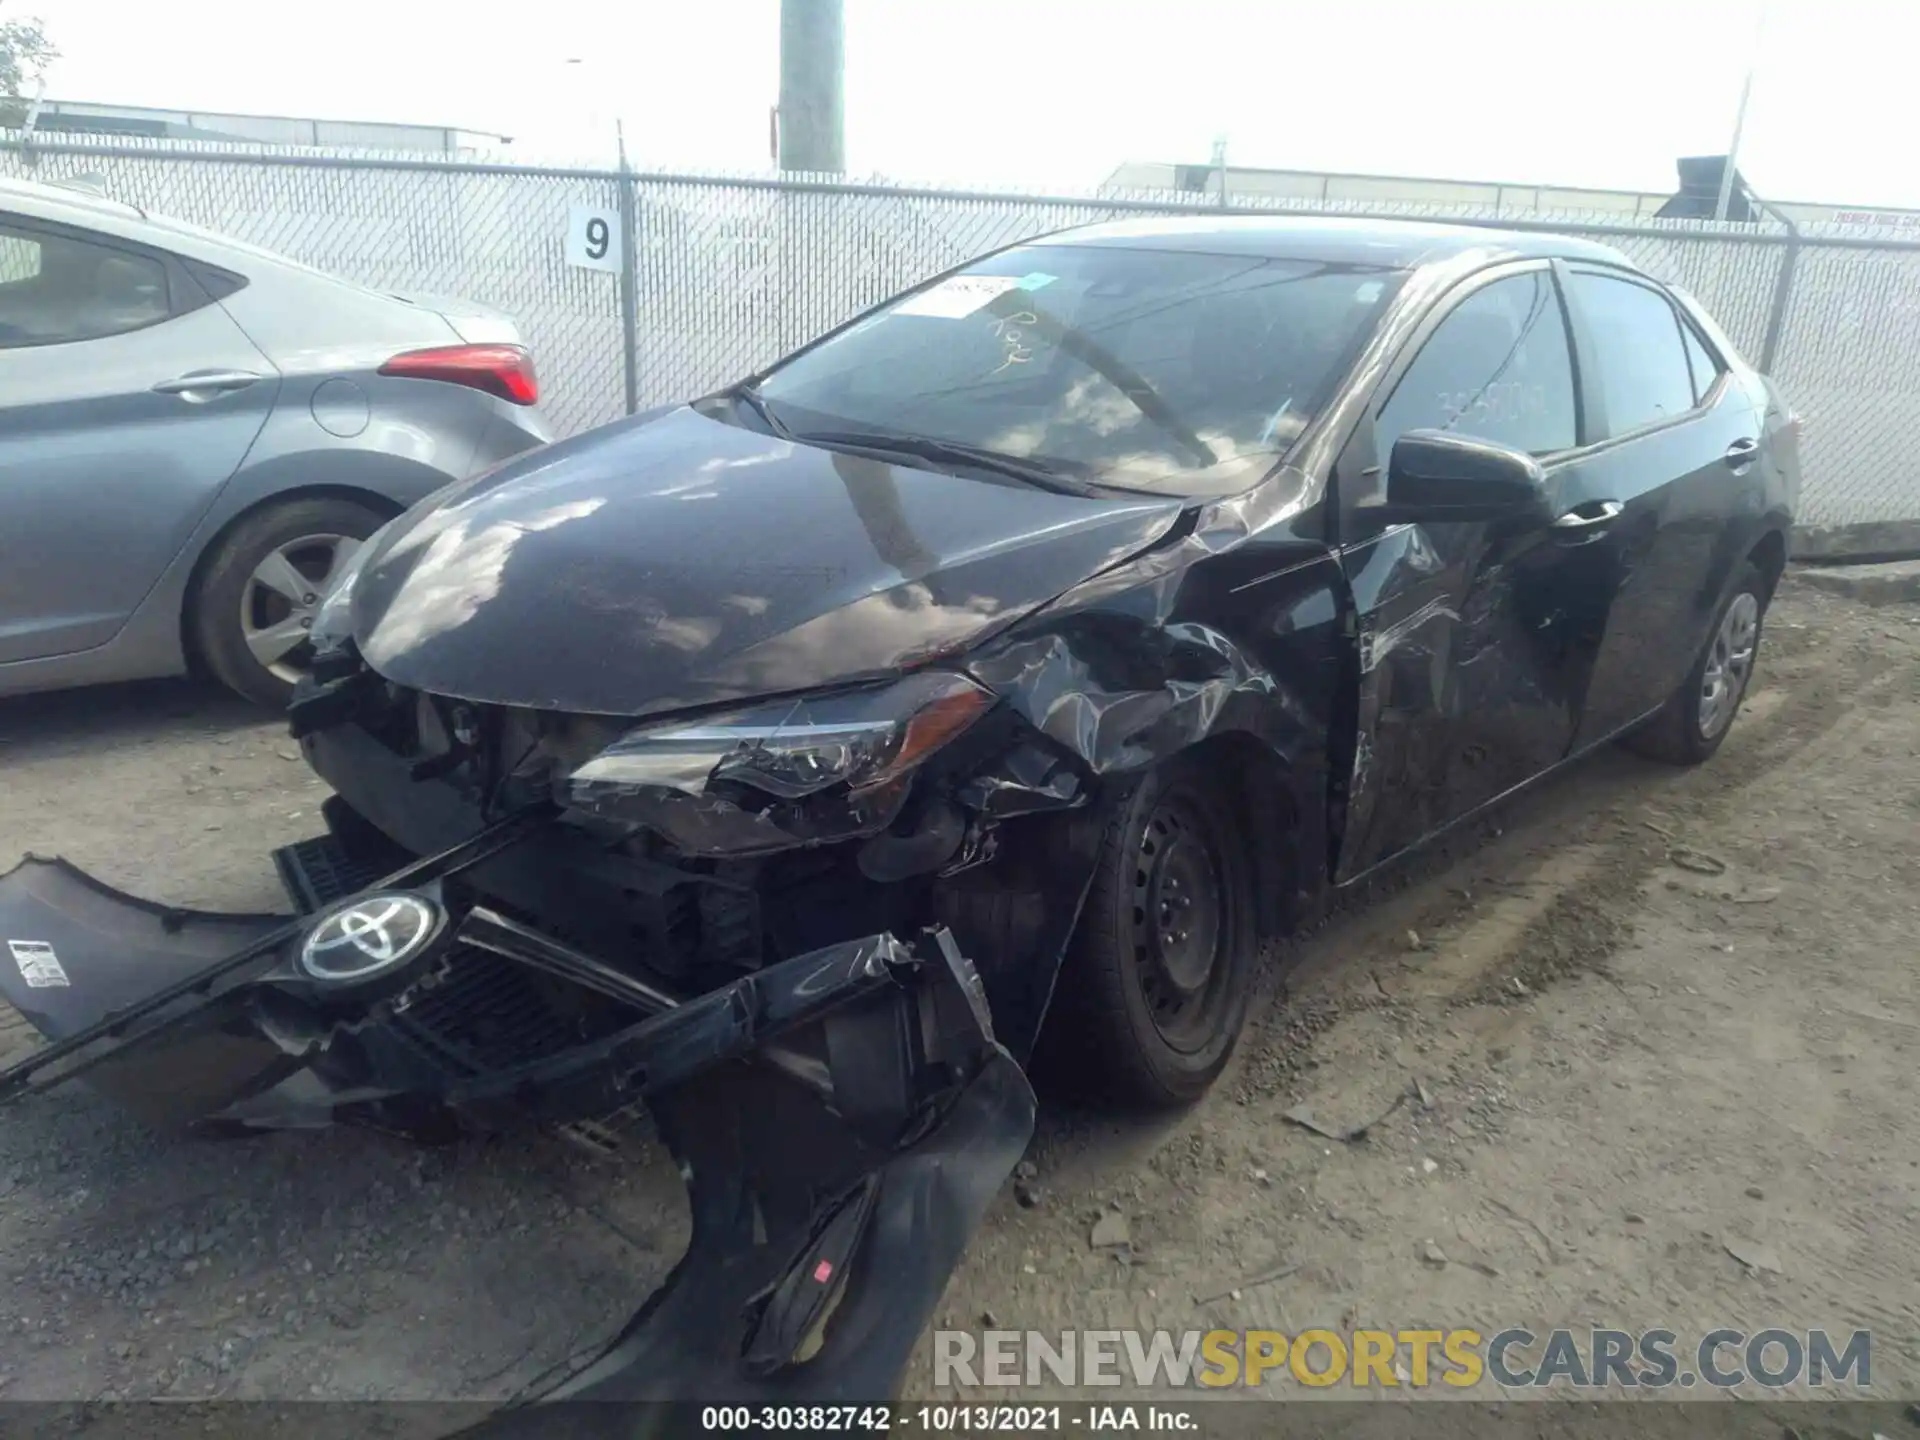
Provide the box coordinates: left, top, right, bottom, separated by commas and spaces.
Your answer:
1, 5, 56, 102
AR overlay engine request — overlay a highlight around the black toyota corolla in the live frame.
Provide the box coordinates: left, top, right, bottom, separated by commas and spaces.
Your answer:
0, 217, 1798, 1407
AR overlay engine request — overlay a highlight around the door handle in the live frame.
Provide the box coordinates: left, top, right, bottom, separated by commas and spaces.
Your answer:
1551, 499, 1623, 536
152, 370, 262, 400
1724, 437, 1760, 469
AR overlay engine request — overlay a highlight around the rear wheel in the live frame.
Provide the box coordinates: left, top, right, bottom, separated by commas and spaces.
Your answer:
1620, 560, 1768, 766
190, 496, 388, 709
1048, 757, 1257, 1107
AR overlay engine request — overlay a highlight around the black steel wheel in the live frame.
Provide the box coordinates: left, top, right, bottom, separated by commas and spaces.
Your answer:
1129, 789, 1236, 1054
1049, 756, 1257, 1107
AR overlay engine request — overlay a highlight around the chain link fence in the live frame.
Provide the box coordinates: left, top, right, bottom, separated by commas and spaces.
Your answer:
7, 133, 1920, 547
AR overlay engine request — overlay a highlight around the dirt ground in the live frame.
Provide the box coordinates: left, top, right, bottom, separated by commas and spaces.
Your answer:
2, 574, 1918, 1408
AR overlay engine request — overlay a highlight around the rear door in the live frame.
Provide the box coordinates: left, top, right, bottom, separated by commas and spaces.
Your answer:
0, 216, 279, 663
1556, 266, 1761, 748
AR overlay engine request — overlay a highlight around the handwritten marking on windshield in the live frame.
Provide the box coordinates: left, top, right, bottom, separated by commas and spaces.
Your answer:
988, 310, 1039, 374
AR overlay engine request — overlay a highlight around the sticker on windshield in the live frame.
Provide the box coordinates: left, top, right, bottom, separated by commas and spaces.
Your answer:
894, 275, 1024, 319
9, 940, 68, 989
1015, 272, 1057, 291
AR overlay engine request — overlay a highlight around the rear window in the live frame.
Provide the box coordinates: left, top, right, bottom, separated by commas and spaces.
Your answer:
755, 244, 1404, 497
0, 223, 171, 349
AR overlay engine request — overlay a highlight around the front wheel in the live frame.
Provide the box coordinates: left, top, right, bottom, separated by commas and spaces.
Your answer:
1047, 756, 1257, 1107
1620, 560, 1768, 766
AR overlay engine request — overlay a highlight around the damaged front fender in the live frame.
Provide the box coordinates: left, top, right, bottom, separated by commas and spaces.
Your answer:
964, 469, 1328, 783
922, 473, 1345, 1058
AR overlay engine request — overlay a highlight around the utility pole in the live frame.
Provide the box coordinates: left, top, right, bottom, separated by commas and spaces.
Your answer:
777, 0, 845, 174
1715, 0, 1770, 221
1713, 67, 1756, 222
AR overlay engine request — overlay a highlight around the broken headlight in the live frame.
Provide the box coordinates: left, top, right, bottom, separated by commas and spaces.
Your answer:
564, 671, 994, 854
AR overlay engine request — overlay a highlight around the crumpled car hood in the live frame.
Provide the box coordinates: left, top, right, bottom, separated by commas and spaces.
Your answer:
350, 405, 1185, 716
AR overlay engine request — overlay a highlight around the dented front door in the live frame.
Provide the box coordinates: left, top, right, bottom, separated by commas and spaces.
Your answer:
1331, 262, 1603, 881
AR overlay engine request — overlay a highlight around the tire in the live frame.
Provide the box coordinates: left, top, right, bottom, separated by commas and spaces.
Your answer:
1620, 560, 1768, 766
190, 496, 389, 709
1046, 755, 1258, 1107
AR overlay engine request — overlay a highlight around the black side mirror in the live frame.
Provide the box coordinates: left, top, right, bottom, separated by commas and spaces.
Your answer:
1383, 430, 1549, 523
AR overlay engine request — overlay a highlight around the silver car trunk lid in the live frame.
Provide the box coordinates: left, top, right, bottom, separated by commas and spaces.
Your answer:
385, 292, 524, 346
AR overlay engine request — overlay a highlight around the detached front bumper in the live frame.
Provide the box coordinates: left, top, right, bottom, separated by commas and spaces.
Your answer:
0, 812, 1035, 1404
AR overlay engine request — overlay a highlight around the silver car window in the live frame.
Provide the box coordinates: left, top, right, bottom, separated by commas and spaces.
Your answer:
0, 224, 172, 349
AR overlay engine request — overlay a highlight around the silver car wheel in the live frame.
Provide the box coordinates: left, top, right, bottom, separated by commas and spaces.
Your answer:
240, 533, 362, 684
1698, 591, 1760, 740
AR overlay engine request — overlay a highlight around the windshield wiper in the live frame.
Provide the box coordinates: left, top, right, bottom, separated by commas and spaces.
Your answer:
721, 380, 794, 440
792, 430, 1102, 498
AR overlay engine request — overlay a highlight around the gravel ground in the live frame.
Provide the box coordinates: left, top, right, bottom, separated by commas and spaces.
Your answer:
3, 575, 1919, 1408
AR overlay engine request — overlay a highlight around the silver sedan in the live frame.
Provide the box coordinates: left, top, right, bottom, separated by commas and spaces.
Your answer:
0, 175, 551, 707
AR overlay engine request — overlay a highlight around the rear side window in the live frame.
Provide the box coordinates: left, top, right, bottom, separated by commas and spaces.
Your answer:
1376, 270, 1577, 456
0, 223, 172, 350
1680, 319, 1723, 403
1567, 272, 1697, 435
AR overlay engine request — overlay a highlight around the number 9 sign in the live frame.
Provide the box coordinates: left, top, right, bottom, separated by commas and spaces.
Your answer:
565, 205, 622, 272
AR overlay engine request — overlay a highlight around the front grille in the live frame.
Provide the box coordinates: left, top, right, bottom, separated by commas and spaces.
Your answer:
388, 948, 585, 1076
278, 817, 706, 1089
275, 834, 391, 915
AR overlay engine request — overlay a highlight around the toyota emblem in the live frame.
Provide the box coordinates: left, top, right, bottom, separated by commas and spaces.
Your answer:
299, 892, 442, 982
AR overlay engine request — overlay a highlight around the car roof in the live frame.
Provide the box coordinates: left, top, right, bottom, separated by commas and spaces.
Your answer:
1031, 214, 1638, 272
0, 172, 366, 288
0, 173, 150, 224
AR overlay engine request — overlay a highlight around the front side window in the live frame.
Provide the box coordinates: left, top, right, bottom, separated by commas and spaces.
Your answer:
753, 244, 1404, 496
1567, 272, 1697, 435
1375, 270, 1578, 458
0, 223, 171, 349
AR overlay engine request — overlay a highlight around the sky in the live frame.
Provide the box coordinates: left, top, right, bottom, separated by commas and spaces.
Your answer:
14, 0, 1917, 207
